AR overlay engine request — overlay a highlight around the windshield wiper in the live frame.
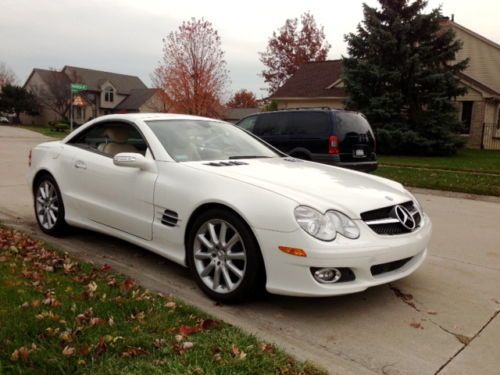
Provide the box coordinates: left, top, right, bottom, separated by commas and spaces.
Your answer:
228, 155, 271, 160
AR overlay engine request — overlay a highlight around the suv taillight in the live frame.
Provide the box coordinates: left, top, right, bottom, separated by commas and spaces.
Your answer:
28, 149, 32, 167
328, 136, 339, 154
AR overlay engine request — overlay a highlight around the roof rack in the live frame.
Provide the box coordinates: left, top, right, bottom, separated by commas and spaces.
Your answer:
279, 107, 333, 111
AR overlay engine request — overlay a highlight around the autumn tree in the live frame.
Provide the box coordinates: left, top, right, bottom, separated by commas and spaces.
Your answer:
227, 89, 258, 108
260, 12, 331, 94
0, 62, 16, 89
151, 18, 229, 118
343, 0, 468, 155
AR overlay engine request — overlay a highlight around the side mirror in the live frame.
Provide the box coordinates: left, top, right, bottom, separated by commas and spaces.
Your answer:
113, 153, 154, 171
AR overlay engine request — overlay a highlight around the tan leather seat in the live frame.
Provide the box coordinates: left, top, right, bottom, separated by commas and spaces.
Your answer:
98, 127, 138, 156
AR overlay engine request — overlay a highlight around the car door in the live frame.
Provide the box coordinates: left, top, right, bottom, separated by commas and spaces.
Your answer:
64, 121, 157, 240
253, 113, 290, 152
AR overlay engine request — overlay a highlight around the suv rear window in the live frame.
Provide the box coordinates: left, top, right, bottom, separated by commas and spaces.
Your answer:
333, 112, 374, 139
254, 111, 330, 137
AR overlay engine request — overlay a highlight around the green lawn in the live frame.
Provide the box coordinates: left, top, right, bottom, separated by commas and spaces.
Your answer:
378, 149, 500, 174
375, 149, 500, 196
0, 124, 69, 139
22, 125, 69, 139
0, 227, 324, 375
374, 165, 500, 196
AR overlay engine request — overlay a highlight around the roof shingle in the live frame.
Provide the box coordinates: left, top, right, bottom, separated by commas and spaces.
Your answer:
115, 88, 159, 110
271, 60, 346, 99
62, 66, 147, 94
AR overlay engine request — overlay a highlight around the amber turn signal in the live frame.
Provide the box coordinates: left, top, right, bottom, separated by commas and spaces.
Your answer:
278, 246, 307, 257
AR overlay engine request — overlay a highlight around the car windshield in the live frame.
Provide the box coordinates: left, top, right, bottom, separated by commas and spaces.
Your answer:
146, 119, 281, 162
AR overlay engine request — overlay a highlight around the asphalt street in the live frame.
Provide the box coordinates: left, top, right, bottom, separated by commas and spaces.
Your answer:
1, 125, 499, 375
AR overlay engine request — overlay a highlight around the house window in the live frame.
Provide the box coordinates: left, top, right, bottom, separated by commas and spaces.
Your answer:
104, 87, 114, 102
497, 106, 500, 129
460, 101, 473, 134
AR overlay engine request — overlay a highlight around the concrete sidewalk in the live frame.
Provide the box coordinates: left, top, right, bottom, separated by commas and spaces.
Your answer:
1, 125, 499, 375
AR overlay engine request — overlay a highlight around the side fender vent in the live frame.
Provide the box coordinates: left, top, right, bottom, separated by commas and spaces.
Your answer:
161, 209, 179, 227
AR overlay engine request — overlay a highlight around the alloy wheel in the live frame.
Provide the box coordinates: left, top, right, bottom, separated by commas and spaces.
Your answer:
193, 219, 247, 294
35, 180, 59, 230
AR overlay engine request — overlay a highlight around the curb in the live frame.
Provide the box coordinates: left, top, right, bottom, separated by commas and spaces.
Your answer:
408, 187, 500, 203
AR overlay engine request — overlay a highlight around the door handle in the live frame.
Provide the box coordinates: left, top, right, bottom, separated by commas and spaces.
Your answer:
74, 160, 87, 169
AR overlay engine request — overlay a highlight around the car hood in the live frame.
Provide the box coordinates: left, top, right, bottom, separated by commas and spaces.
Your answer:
184, 158, 412, 218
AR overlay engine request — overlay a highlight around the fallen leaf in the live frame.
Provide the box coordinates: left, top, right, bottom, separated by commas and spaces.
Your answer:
121, 346, 149, 358
121, 278, 135, 292
409, 321, 424, 330
62, 346, 76, 357
101, 264, 112, 272
153, 338, 166, 348
178, 325, 200, 336
59, 330, 73, 343
10, 346, 31, 362
165, 301, 177, 309
182, 341, 194, 350
87, 281, 98, 293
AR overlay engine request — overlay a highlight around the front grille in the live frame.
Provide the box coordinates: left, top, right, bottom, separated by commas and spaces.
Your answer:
361, 201, 421, 235
371, 257, 412, 276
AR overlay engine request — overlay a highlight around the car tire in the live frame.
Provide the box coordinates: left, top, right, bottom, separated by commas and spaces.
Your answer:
34, 174, 68, 236
187, 208, 265, 303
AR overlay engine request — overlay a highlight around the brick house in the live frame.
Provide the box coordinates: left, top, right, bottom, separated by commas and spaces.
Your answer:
271, 21, 500, 150
22, 66, 164, 125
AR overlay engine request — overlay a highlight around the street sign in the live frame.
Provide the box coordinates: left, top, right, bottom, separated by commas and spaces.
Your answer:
71, 83, 88, 93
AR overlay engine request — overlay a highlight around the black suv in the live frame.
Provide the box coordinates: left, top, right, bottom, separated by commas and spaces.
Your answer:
235, 109, 377, 172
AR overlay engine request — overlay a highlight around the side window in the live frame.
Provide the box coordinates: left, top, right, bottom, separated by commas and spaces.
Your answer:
237, 116, 257, 132
68, 122, 148, 157
254, 114, 288, 136
287, 112, 330, 137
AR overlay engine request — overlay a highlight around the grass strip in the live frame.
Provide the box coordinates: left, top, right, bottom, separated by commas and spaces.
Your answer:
0, 227, 325, 375
374, 165, 500, 197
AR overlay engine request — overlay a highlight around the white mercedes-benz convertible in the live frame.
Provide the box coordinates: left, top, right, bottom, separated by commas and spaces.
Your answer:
28, 113, 431, 301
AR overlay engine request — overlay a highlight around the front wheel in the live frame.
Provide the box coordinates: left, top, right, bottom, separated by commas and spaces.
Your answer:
187, 209, 264, 302
34, 174, 68, 236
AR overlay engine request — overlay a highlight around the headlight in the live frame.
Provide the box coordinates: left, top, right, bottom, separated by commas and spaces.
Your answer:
407, 191, 423, 213
294, 206, 360, 241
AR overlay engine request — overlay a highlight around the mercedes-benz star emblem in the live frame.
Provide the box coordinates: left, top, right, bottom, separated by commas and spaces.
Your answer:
393, 205, 416, 231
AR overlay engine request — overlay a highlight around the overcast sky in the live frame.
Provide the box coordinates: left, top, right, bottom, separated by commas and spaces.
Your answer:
1, 0, 499, 98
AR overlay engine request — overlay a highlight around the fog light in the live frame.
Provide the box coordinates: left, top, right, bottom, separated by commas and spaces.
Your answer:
312, 267, 342, 284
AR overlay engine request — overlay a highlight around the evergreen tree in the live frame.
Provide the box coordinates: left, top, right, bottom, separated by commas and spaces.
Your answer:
0, 84, 38, 123
343, 0, 468, 155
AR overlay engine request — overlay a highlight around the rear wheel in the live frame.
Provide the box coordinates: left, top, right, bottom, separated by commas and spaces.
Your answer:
34, 175, 67, 236
187, 208, 264, 302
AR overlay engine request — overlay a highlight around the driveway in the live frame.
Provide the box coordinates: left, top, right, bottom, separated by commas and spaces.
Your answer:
1, 125, 499, 375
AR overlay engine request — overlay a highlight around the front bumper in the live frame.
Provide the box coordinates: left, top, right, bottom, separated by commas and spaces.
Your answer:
255, 214, 432, 297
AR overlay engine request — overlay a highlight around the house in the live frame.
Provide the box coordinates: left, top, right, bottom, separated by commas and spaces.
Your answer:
271, 60, 345, 111
21, 66, 164, 125
223, 107, 260, 123
271, 20, 500, 150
